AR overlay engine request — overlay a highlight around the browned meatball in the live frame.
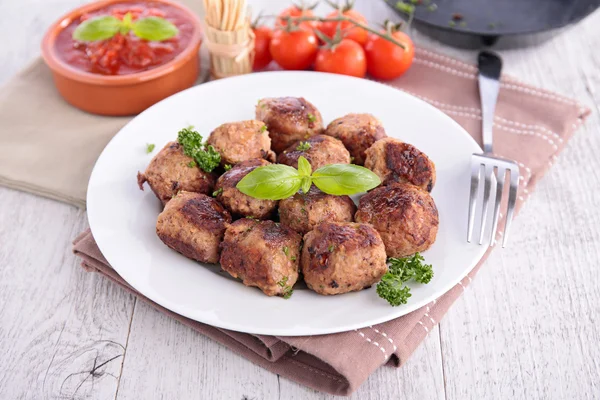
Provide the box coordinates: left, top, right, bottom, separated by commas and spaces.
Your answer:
220, 219, 301, 296
364, 137, 436, 192
156, 191, 231, 264
215, 159, 277, 219
355, 183, 439, 258
324, 113, 387, 165
277, 135, 351, 171
255, 97, 324, 153
301, 222, 387, 295
137, 142, 215, 205
279, 186, 356, 235
206, 120, 276, 166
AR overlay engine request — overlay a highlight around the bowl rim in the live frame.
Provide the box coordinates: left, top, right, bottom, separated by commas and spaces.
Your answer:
41, 0, 203, 86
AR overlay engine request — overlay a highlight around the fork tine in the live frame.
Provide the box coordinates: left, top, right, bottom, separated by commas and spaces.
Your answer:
489, 167, 505, 246
502, 165, 520, 247
478, 164, 494, 244
467, 160, 482, 242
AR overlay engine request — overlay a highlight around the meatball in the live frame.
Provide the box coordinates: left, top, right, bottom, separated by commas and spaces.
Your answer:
206, 120, 276, 166
324, 113, 387, 165
214, 159, 278, 219
277, 135, 351, 171
156, 191, 232, 264
364, 137, 436, 192
137, 141, 215, 205
355, 183, 439, 258
301, 222, 387, 295
220, 219, 302, 296
279, 186, 356, 235
256, 97, 324, 153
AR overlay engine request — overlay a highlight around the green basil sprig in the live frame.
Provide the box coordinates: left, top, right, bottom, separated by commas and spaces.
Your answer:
236, 156, 381, 200
72, 12, 178, 42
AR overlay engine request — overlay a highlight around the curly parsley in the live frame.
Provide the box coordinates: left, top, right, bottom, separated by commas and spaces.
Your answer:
224, 164, 232, 171
212, 187, 223, 197
146, 143, 155, 153
296, 141, 311, 151
307, 113, 316, 123
177, 127, 221, 172
377, 253, 434, 306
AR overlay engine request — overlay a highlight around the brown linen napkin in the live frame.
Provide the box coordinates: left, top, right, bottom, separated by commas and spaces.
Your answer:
72, 49, 590, 396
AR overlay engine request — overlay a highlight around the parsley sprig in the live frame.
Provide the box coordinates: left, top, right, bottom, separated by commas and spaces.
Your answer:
277, 276, 293, 299
296, 141, 311, 151
177, 127, 221, 173
376, 253, 434, 306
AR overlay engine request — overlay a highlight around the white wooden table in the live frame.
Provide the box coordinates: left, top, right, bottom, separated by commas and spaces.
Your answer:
1, 1, 599, 399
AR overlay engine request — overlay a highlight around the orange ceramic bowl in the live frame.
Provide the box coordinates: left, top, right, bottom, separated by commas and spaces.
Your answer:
41, 0, 202, 116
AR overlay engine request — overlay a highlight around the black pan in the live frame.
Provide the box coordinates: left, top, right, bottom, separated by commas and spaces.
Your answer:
384, 0, 600, 48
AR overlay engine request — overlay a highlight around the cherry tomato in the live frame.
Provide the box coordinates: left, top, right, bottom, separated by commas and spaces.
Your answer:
252, 26, 273, 70
364, 30, 415, 80
314, 39, 366, 78
320, 9, 368, 45
270, 28, 318, 70
277, 5, 318, 30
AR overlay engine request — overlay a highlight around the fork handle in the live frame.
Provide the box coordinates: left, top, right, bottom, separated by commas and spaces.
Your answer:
478, 51, 502, 154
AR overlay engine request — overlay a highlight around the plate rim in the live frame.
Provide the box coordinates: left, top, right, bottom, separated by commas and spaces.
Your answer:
87, 70, 486, 336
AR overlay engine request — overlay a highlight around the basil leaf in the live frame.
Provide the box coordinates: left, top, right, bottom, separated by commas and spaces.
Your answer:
120, 12, 133, 35
312, 164, 381, 195
236, 165, 302, 200
72, 16, 122, 42
132, 17, 179, 41
301, 176, 312, 194
297, 156, 311, 177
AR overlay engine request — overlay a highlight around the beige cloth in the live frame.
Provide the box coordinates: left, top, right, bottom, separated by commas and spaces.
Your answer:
70, 49, 589, 396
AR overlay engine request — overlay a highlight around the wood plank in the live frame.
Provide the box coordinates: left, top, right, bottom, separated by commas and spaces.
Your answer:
114, 301, 280, 400
0, 187, 135, 400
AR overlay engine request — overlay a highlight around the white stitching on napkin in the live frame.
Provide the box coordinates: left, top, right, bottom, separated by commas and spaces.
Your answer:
497, 125, 559, 150
413, 56, 582, 107
496, 117, 563, 143
417, 321, 429, 332
414, 58, 477, 79
286, 358, 345, 382
355, 330, 388, 360
500, 83, 580, 106
398, 88, 481, 113
429, 108, 559, 150
416, 48, 478, 72
368, 326, 398, 352
424, 314, 436, 325
393, 87, 563, 147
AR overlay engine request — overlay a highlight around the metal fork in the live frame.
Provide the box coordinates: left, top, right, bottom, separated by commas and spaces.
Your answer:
467, 51, 519, 247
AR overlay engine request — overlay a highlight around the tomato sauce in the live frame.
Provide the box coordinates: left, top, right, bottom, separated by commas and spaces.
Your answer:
55, 2, 196, 75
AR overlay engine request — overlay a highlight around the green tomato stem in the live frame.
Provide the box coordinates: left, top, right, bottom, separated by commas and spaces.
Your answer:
279, 15, 408, 50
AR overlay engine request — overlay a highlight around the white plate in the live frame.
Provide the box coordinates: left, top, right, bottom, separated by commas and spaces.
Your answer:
87, 71, 486, 336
